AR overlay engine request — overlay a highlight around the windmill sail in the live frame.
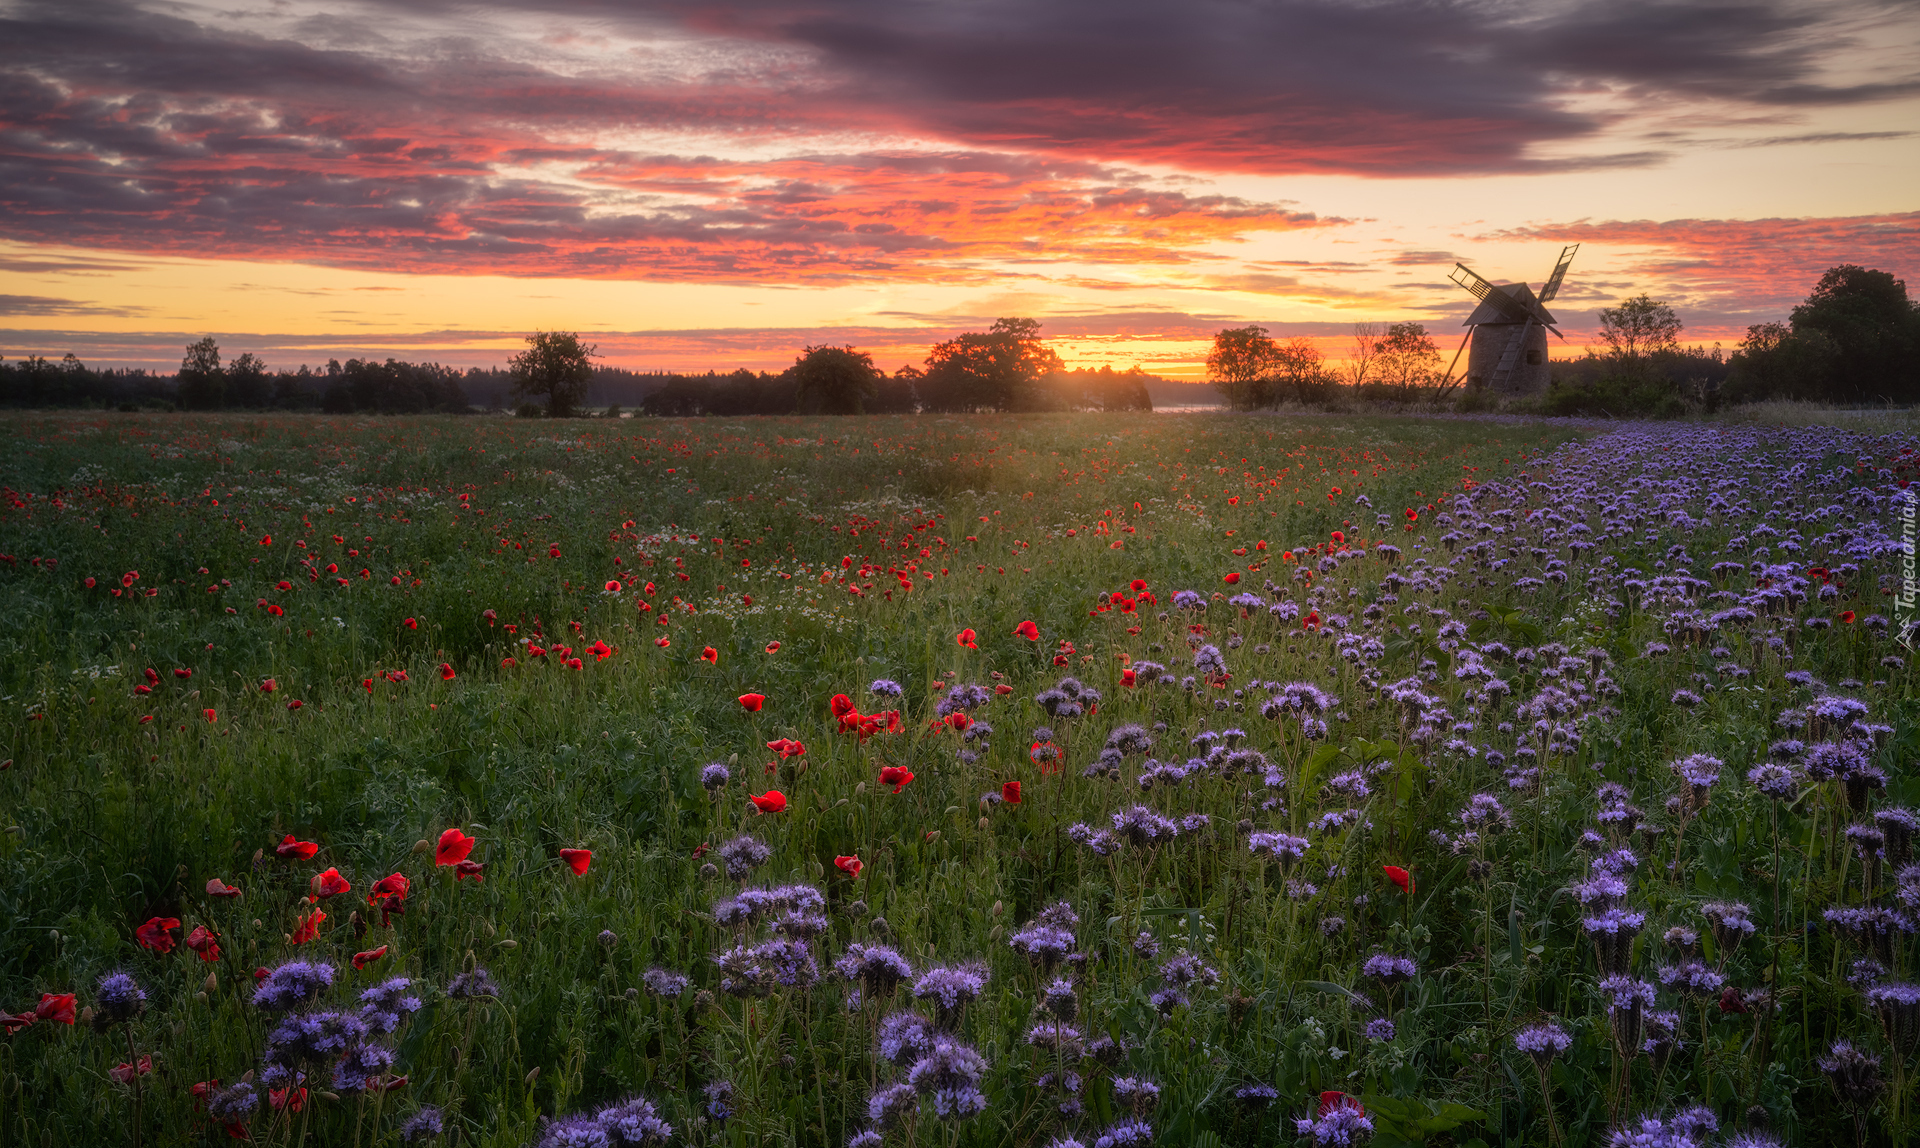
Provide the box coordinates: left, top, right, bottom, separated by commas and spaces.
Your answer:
1538, 244, 1579, 304
1449, 264, 1540, 324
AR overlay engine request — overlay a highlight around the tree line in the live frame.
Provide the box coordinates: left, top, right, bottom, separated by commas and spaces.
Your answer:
1204, 264, 1918, 416
1, 319, 1156, 416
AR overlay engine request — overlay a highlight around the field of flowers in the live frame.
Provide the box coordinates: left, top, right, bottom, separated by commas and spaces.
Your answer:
0, 409, 1914, 1148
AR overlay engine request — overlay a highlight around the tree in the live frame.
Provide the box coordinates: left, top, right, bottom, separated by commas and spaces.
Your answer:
1342, 321, 1381, 389
509, 331, 596, 417
226, 352, 269, 407
1206, 326, 1280, 409
1787, 265, 1919, 402
1371, 322, 1439, 401
177, 336, 226, 410
1597, 295, 1683, 364
788, 344, 881, 414
920, 318, 1064, 412
1272, 337, 1336, 405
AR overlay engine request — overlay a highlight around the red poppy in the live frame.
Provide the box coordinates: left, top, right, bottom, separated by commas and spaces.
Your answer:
739, 693, 766, 712
1014, 620, 1040, 640
559, 848, 592, 875
270, 1085, 307, 1112
352, 945, 389, 970
276, 834, 320, 860
549, 544, 562, 558
1331, 530, 1346, 545
1121, 668, 1137, 688
591, 640, 612, 660
260, 678, 277, 693
654, 637, 671, 648
436, 828, 476, 867
363, 678, 374, 694
136, 917, 180, 953
290, 908, 326, 945
268, 603, 285, 617
185, 925, 222, 962
1002, 781, 1022, 805
947, 712, 971, 732
605, 580, 622, 592
203, 708, 217, 723
1222, 572, 1241, 584
829, 694, 856, 718
750, 790, 787, 813
879, 766, 915, 794
277, 580, 293, 592
367, 873, 410, 926
764, 641, 781, 653
956, 628, 978, 649
1839, 611, 1856, 624
84, 577, 96, 589
174, 668, 192, 679
432, 663, 453, 682
310, 868, 352, 898
287, 699, 303, 710
190, 1080, 219, 1108
834, 855, 863, 876
1319, 1092, 1365, 1118
110, 1056, 153, 1084
701, 646, 720, 665
138, 714, 154, 724
34, 993, 76, 1025
994, 683, 1013, 695
1382, 865, 1414, 896
0, 1012, 35, 1034
766, 738, 807, 758
206, 878, 242, 899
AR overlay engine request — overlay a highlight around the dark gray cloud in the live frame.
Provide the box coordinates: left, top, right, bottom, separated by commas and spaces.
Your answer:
0, 294, 146, 316
0, 0, 1913, 277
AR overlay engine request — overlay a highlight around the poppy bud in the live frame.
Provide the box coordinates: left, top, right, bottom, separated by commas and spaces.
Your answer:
203, 972, 218, 993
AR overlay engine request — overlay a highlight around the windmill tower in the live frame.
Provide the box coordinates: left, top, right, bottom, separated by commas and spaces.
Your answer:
1444, 245, 1578, 394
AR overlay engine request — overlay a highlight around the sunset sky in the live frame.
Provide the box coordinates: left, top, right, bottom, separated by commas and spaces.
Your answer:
2, 0, 1917, 377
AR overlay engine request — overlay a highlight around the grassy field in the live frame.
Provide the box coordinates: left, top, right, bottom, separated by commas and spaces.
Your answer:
0, 410, 1912, 1148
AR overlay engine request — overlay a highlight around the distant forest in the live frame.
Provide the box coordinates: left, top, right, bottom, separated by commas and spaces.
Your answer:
0, 320, 1200, 415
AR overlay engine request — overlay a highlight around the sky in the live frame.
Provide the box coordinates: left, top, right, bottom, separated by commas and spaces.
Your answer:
2, 0, 1917, 378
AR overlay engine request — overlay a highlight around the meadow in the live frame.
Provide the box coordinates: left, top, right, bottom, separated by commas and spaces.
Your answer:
0, 409, 1913, 1148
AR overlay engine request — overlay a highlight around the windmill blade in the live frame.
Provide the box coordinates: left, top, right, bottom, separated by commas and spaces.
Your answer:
1537, 244, 1578, 304
1449, 263, 1536, 324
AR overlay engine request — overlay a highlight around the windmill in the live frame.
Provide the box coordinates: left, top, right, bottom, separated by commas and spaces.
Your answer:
1440, 244, 1578, 394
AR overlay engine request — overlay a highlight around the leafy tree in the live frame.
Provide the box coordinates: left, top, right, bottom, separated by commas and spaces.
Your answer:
226, 352, 270, 407
509, 331, 596, 417
789, 344, 881, 415
920, 318, 1064, 412
1206, 326, 1281, 409
1787, 265, 1919, 402
1597, 295, 1682, 364
1370, 322, 1439, 401
177, 336, 226, 410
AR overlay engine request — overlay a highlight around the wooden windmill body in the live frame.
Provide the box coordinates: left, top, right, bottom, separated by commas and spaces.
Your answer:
1443, 245, 1578, 395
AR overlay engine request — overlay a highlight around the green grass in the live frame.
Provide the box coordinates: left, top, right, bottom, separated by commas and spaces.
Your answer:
0, 410, 1906, 1148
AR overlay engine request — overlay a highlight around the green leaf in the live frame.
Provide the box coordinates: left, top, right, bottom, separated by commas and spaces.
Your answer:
1296, 980, 1369, 1008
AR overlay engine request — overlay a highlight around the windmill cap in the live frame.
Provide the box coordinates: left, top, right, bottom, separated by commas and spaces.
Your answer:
1463, 281, 1556, 327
